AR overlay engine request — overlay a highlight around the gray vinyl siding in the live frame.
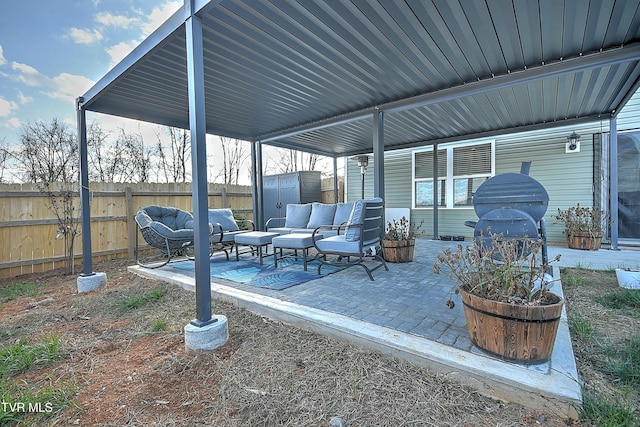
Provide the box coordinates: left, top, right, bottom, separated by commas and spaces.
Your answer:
346, 89, 640, 244
617, 90, 640, 132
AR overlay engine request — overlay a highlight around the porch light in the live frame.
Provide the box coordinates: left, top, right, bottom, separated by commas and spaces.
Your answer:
352, 155, 370, 198
566, 131, 580, 152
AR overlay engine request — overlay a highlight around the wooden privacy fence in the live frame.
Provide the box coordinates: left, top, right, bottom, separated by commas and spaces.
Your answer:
0, 178, 342, 279
0, 182, 253, 279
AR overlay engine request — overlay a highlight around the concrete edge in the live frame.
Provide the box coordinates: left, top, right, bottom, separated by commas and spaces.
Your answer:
128, 265, 582, 418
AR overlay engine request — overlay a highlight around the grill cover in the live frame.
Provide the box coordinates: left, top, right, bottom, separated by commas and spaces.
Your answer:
474, 208, 539, 240
474, 208, 539, 258
473, 173, 549, 222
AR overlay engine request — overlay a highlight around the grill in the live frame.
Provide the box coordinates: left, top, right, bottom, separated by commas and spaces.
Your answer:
465, 168, 549, 264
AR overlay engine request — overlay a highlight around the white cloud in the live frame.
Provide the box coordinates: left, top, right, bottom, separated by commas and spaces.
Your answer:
58, 1, 182, 70
4, 117, 20, 129
106, 40, 141, 66
11, 62, 49, 87
141, 1, 182, 36
9, 61, 94, 104
102, 1, 181, 67
0, 45, 6, 66
45, 73, 95, 103
95, 12, 138, 28
0, 96, 18, 117
17, 91, 32, 105
68, 27, 104, 45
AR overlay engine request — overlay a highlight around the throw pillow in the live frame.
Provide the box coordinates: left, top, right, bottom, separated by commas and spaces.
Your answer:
333, 202, 354, 226
284, 204, 312, 228
345, 199, 366, 241
306, 203, 337, 229
208, 208, 240, 231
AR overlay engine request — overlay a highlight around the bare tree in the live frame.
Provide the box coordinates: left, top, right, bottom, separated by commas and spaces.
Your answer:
156, 127, 190, 183
213, 137, 249, 184
14, 118, 80, 274
87, 122, 123, 182
0, 137, 11, 183
266, 148, 319, 174
116, 127, 151, 182
14, 118, 78, 183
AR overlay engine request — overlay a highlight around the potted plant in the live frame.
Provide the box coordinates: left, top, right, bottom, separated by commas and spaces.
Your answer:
381, 216, 424, 263
434, 234, 563, 364
555, 203, 607, 250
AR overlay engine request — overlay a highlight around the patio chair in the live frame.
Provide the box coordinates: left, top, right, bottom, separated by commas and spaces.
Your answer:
208, 208, 255, 260
135, 205, 206, 268
312, 197, 388, 281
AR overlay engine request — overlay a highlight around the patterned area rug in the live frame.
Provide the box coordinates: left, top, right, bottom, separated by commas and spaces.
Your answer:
170, 254, 344, 290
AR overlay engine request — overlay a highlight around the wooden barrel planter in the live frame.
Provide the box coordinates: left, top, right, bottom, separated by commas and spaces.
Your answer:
381, 239, 415, 263
566, 231, 603, 251
459, 289, 564, 365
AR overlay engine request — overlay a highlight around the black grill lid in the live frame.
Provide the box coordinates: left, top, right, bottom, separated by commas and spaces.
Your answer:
472, 173, 549, 222
474, 208, 539, 259
474, 208, 539, 239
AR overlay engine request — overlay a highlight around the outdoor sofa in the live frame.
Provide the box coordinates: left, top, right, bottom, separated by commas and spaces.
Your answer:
265, 202, 354, 237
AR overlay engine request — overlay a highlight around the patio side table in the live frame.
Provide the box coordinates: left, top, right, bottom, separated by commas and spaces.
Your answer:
272, 233, 323, 271
234, 231, 280, 265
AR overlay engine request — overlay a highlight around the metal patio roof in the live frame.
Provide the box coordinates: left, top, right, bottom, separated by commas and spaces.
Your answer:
80, 0, 640, 158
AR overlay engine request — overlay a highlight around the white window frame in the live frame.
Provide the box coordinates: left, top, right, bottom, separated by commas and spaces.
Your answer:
412, 139, 495, 209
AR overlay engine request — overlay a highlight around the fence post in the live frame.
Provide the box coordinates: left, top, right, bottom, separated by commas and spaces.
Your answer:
221, 186, 227, 208
126, 187, 135, 259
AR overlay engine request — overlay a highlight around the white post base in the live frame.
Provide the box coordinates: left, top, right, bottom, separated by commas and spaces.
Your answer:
184, 315, 229, 352
77, 272, 107, 293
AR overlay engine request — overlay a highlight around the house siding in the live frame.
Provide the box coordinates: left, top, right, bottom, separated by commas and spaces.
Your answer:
346, 89, 640, 245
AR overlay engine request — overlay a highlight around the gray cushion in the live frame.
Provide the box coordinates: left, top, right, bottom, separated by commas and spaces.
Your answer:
289, 228, 315, 234
208, 208, 239, 231
345, 199, 366, 242
333, 202, 354, 226
219, 230, 246, 243
267, 227, 296, 235
284, 204, 312, 228
136, 205, 194, 239
306, 203, 337, 229
314, 235, 361, 254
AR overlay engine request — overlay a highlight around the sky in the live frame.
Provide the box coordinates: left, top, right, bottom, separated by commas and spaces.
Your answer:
0, 0, 182, 142
0, 0, 340, 184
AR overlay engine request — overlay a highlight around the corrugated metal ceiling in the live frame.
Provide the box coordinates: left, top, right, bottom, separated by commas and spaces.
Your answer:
81, 0, 640, 157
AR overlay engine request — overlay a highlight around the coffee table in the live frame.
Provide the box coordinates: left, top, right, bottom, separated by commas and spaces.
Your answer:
234, 231, 280, 265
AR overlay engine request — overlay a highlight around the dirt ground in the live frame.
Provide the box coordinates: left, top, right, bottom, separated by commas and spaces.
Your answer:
0, 259, 635, 426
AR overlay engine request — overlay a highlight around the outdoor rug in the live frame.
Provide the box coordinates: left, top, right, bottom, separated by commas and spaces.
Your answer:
170, 254, 345, 291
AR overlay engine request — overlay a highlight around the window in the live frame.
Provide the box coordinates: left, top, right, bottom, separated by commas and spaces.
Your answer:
413, 140, 494, 209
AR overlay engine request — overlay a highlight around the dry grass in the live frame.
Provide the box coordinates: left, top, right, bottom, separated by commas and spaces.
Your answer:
2, 259, 634, 426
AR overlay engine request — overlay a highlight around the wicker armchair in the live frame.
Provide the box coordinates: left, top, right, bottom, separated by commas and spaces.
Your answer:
135, 205, 200, 268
